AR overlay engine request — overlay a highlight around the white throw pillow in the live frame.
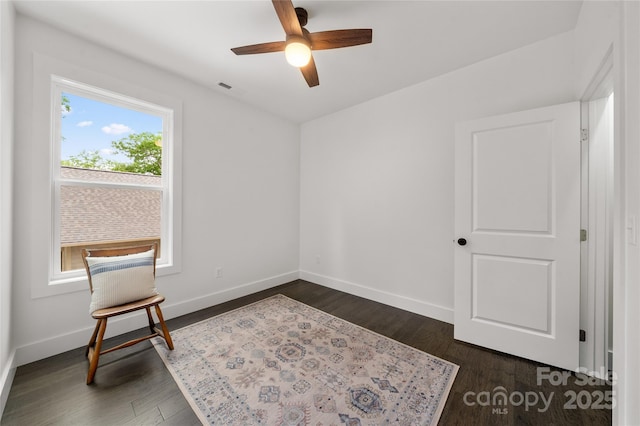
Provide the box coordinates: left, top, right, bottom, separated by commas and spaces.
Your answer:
86, 248, 158, 313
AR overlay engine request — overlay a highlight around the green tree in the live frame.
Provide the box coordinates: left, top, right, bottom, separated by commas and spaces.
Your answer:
61, 95, 72, 142
61, 150, 112, 170
61, 94, 71, 116
110, 132, 162, 175
60, 132, 162, 175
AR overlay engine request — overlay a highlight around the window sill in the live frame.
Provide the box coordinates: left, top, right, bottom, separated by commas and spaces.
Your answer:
36, 263, 181, 299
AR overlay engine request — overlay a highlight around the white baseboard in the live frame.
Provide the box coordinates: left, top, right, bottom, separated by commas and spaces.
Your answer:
13, 271, 299, 367
0, 350, 16, 420
299, 270, 454, 324
160, 271, 300, 320
12, 270, 452, 368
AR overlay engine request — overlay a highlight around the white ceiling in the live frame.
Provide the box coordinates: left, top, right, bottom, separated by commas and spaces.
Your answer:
13, 0, 583, 123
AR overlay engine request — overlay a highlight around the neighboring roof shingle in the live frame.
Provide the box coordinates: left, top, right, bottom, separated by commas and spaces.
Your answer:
60, 167, 161, 245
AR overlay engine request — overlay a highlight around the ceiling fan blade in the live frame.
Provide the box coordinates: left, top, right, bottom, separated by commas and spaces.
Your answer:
231, 41, 286, 55
300, 54, 319, 87
272, 0, 303, 36
308, 29, 372, 50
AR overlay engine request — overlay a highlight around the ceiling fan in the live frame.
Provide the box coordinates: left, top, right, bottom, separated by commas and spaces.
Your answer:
231, 0, 372, 87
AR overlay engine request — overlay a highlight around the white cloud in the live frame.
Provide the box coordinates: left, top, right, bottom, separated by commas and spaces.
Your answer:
101, 123, 132, 135
76, 120, 93, 127
99, 148, 116, 156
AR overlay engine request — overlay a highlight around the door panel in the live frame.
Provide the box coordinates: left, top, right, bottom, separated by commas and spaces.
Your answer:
473, 254, 552, 333
454, 102, 580, 371
474, 122, 553, 234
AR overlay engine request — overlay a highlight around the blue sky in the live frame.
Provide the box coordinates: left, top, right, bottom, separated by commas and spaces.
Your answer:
61, 92, 162, 162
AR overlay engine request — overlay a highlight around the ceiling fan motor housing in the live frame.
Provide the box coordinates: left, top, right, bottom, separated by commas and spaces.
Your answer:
295, 7, 308, 27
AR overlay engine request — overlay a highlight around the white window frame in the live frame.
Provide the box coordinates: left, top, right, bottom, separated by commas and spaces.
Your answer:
49, 76, 178, 286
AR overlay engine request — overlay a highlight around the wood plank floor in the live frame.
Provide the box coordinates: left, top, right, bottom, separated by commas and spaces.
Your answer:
1, 280, 612, 425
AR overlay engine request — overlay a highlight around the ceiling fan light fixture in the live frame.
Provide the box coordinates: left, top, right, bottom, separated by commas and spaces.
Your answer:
285, 36, 311, 67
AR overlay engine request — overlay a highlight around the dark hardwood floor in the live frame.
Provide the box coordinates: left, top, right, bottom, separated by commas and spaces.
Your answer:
1, 280, 612, 425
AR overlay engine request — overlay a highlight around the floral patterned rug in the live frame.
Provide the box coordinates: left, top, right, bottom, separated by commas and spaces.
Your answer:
152, 295, 458, 425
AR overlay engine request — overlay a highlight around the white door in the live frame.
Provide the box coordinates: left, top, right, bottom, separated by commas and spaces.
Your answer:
454, 102, 581, 371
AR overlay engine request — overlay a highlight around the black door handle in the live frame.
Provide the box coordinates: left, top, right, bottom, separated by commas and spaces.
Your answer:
457, 238, 467, 246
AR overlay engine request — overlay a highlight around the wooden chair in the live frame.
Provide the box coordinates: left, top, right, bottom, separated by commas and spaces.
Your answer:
81, 243, 174, 384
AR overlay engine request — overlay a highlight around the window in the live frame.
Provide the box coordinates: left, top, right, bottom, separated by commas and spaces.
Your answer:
50, 76, 176, 284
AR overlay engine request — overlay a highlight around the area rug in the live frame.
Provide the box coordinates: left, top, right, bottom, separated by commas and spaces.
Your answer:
152, 295, 458, 425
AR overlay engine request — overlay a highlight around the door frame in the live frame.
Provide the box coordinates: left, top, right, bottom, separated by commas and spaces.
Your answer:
579, 48, 614, 379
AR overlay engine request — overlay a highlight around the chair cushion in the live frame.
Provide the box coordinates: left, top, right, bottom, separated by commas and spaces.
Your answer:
86, 248, 158, 313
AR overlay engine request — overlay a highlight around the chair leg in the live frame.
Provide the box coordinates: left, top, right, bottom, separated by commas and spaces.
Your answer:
86, 320, 101, 357
145, 307, 155, 334
154, 305, 174, 350
87, 318, 107, 385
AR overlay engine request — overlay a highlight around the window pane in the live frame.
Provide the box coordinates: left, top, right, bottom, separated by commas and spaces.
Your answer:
60, 184, 162, 271
60, 92, 163, 178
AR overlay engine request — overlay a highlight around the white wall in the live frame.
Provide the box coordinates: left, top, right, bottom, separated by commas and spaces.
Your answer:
12, 15, 300, 366
0, 0, 16, 416
573, 1, 619, 98
300, 31, 576, 323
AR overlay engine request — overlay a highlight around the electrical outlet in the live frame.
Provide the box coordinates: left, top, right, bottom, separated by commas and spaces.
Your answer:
216, 267, 223, 278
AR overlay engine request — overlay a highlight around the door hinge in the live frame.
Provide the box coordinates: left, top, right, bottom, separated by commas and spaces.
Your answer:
581, 128, 589, 142
580, 329, 586, 342
580, 229, 588, 242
